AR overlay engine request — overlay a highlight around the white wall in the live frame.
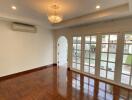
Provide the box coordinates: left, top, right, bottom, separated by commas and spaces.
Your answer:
0, 20, 53, 77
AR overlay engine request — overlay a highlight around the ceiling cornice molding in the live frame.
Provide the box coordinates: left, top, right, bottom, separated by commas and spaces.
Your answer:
51, 3, 131, 29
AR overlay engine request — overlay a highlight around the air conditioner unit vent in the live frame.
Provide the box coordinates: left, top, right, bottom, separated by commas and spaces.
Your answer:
11, 22, 37, 33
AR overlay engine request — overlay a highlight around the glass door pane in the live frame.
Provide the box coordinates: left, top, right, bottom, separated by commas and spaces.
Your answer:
100, 34, 117, 80
121, 34, 132, 86
84, 36, 97, 74
72, 36, 82, 70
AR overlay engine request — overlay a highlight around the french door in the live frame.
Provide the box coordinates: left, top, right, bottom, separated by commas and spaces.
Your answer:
84, 35, 97, 75
121, 33, 132, 86
72, 36, 82, 70
71, 33, 132, 87
99, 34, 117, 80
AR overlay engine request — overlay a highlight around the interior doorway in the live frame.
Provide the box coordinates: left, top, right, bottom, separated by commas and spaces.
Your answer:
57, 36, 68, 67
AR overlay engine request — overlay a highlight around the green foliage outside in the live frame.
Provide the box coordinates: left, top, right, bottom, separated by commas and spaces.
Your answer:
126, 55, 132, 65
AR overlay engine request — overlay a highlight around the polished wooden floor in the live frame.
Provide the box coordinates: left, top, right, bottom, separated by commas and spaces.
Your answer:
0, 66, 132, 100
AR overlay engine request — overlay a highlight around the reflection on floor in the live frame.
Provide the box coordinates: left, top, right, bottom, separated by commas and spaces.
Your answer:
0, 66, 131, 100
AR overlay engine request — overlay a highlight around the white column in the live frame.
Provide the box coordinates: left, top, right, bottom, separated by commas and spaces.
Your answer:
114, 33, 124, 83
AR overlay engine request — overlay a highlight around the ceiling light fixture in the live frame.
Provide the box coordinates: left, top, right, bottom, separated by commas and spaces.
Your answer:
10, 0, 17, 10
96, 0, 101, 10
12, 6, 16, 10
47, 2, 63, 23
96, 5, 100, 9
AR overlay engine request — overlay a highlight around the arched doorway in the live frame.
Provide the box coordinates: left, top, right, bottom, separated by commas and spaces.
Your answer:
57, 36, 68, 67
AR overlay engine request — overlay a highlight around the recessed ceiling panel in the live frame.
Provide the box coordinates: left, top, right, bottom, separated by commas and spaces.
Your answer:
24, 0, 129, 20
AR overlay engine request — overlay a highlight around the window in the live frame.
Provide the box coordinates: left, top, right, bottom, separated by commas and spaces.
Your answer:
121, 34, 132, 85
100, 35, 117, 80
72, 37, 82, 70
84, 36, 97, 74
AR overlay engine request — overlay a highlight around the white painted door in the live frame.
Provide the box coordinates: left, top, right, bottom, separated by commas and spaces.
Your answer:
57, 36, 68, 66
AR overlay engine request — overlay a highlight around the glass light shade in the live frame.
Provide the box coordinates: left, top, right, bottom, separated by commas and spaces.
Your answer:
48, 15, 63, 23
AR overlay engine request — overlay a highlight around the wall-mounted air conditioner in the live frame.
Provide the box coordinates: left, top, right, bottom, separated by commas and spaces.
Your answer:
11, 22, 37, 33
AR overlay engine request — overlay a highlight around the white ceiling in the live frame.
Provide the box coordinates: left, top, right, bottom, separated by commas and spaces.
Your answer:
0, 0, 131, 29
25, 0, 128, 19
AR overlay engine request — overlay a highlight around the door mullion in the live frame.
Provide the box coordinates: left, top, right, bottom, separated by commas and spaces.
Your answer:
95, 35, 101, 77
